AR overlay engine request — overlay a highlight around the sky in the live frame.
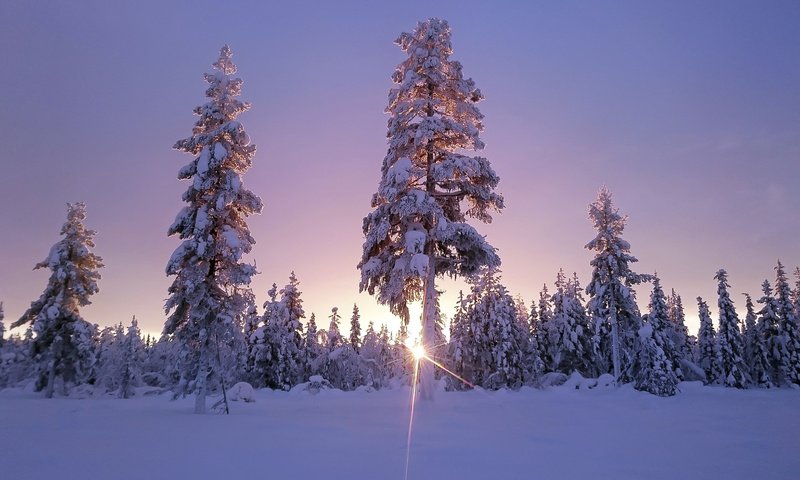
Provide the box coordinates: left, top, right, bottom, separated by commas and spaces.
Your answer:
1, 0, 798, 339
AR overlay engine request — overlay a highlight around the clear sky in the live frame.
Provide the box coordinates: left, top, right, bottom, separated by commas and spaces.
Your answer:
1, 0, 798, 338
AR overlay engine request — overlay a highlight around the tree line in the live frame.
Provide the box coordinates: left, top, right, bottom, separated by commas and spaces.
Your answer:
1, 19, 798, 411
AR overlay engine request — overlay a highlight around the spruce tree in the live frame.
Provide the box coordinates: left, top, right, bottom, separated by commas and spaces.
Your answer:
642, 276, 682, 380
585, 187, 649, 382
714, 269, 749, 388
349, 304, 362, 353
773, 261, 800, 384
667, 289, 692, 362
304, 312, 321, 378
696, 297, 718, 384
460, 269, 526, 389
118, 317, 145, 399
548, 270, 592, 376
0, 302, 5, 349
262, 274, 305, 390
744, 292, 772, 387
12, 203, 102, 397
163, 46, 263, 413
537, 284, 553, 372
358, 18, 503, 400
757, 280, 786, 385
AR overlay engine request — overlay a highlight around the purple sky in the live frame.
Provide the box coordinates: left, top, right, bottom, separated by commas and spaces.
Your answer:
1, 1, 798, 338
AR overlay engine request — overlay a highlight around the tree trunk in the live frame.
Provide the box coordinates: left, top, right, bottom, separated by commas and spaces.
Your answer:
610, 293, 620, 383
194, 348, 209, 414
419, 255, 437, 401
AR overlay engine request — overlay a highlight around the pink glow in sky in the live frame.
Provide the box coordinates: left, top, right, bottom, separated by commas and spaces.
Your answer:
1, 1, 798, 338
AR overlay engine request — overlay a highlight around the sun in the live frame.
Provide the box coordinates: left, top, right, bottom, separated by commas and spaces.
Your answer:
410, 344, 426, 361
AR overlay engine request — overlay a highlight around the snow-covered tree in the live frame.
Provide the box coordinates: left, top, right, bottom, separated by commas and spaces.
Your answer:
666, 289, 692, 362
118, 317, 145, 399
358, 18, 503, 400
0, 302, 5, 349
641, 276, 682, 380
695, 297, 718, 384
547, 270, 593, 376
585, 187, 649, 382
349, 304, 362, 353
773, 261, 800, 384
163, 46, 263, 413
304, 312, 322, 379
12, 203, 102, 397
744, 291, 772, 387
326, 307, 344, 351
457, 269, 526, 390
536, 284, 553, 371
714, 269, 749, 388
632, 323, 678, 396
260, 274, 306, 390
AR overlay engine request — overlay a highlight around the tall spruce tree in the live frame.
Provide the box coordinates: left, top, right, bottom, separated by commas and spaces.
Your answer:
537, 284, 554, 372
547, 270, 592, 376
13, 203, 102, 397
696, 297, 718, 384
714, 269, 749, 388
667, 289, 692, 362
163, 46, 263, 413
642, 276, 682, 380
585, 187, 649, 382
358, 18, 503, 400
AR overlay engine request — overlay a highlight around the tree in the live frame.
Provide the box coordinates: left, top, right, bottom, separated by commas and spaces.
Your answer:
714, 269, 749, 388
349, 304, 362, 353
458, 269, 526, 390
547, 270, 592, 376
744, 291, 772, 387
666, 289, 692, 362
0, 302, 5, 349
536, 284, 553, 371
585, 187, 649, 382
163, 45, 263, 413
773, 261, 800, 384
12, 203, 102, 397
118, 317, 145, 399
642, 275, 682, 380
696, 297, 718, 384
261, 275, 306, 390
358, 18, 503, 401
304, 313, 322, 378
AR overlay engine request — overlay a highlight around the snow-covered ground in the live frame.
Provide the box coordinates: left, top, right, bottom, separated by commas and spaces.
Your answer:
1, 381, 798, 480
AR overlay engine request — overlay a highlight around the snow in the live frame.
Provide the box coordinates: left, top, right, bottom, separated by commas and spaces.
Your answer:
1, 383, 797, 480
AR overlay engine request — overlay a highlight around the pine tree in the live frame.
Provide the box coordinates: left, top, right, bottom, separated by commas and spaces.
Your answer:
773, 261, 800, 384
349, 304, 362, 353
793, 267, 800, 318
537, 284, 553, 372
358, 18, 503, 401
459, 269, 526, 390
12, 203, 102, 397
585, 187, 649, 382
632, 323, 678, 396
304, 312, 321, 378
696, 297, 718, 384
714, 269, 749, 388
757, 280, 786, 385
642, 276, 682, 380
667, 289, 692, 362
118, 317, 145, 399
326, 307, 343, 351
163, 46, 263, 413
261, 274, 305, 390
0, 302, 5, 349
547, 270, 592, 376
743, 292, 772, 387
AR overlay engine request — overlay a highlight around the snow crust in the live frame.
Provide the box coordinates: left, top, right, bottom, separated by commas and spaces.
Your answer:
1, 383, 798, 480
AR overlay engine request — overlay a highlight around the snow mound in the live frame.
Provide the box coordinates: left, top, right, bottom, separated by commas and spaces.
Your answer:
291, 375, 333, 395
228, 382, 255, 402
